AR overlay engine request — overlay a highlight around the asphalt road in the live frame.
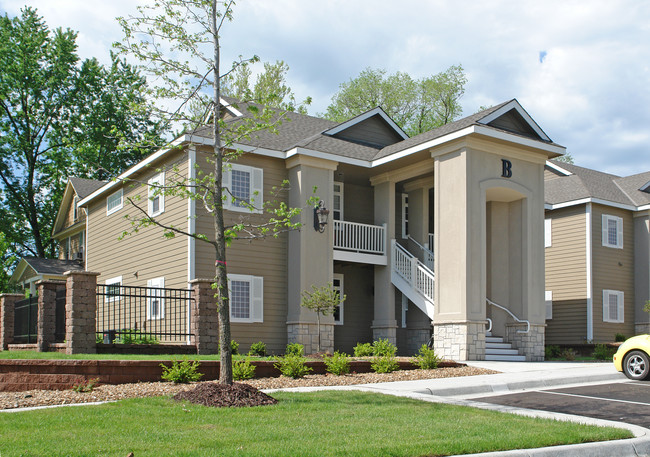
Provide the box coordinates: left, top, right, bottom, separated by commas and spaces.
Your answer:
473, 381, 650, 428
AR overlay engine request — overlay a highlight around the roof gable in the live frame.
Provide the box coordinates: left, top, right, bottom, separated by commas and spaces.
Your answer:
323, 107, 408, 148
477, 100, 551, 142
52, 178, 105, 236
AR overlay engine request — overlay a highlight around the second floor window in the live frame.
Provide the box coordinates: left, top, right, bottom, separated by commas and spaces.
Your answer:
148, 172, 165, 217
223, 164, 263, 214
602, 215, 623, 249
106, 189, 123, 216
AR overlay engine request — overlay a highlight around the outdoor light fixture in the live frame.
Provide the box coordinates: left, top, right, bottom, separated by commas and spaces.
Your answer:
313, 200, 330, 232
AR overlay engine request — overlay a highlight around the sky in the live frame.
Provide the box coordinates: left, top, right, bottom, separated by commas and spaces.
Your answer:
2, 0, 649, 177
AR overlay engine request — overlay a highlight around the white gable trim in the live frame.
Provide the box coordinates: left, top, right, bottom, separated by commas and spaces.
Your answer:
545, 197, 637, 212
478, 100, 551, 142
545, 160, 572, 176
323, 107, 409, 140
640, 181, 650, 192
220, 97, 243, 117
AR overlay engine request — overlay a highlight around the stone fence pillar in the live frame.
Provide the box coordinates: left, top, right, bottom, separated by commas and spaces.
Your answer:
65, 271, 100, 354
0, 294, 23, 350
36, 280, 65, 352
189, 279, 219, 354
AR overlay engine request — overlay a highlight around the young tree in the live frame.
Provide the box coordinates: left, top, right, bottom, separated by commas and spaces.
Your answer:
323, 65, 467, 136
116, 0, 311, 385
300, 283, 346, 353
0, 8, 164, 260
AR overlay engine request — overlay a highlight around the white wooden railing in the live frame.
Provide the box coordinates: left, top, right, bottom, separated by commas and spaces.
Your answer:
408, 236, 434, 271
392, 240, 434, 302
333, 220, 386, 255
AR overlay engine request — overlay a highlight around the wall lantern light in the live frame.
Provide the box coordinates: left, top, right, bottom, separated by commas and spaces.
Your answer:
313, 200, 330, 232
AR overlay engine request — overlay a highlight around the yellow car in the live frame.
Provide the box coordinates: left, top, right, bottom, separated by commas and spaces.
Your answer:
613, 334, 650, 381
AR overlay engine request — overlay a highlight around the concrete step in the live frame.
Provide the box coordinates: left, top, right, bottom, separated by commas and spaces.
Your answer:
486, 348, 521, 356
484, 354, 526, 362
485, 342, 512, 349
485, 336, 504, 343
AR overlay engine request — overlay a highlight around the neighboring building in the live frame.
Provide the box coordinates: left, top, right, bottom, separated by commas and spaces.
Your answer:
544, 160, 650, 343
72, 98, 560, 360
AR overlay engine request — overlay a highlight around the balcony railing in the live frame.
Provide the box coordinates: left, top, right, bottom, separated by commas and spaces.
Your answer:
333, 220, 386, 255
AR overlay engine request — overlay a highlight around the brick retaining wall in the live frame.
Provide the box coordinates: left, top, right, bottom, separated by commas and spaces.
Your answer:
0, 359, 462, 392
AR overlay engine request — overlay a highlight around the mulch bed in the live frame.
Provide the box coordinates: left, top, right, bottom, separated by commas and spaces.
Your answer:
173, 382, 278, 408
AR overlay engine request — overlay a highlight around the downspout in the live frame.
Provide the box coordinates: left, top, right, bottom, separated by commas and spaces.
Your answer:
187, 145, 197, 346
586, 203, 593, 342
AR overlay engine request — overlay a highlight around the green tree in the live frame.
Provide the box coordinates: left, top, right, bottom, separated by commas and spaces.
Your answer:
0, 232, 17, 292
0, 8, 163, 260
554, 153, 575, 164
116, 0, 312, 385
300, 283, 346, 353
324, 65, 467, 136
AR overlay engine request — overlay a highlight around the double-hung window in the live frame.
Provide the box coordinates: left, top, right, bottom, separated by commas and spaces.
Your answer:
223, 164, 263, 213
333, 274, 344, 325
603, 290, 624, 323
106, 189, 123, 216
602, 215, 623, 248
148, 172, 165, 217
402, 194, 409, 239
228, 274, 263, 323
105, 276, 122, 303
333, 182, 343, 221
147, 277, 165, 320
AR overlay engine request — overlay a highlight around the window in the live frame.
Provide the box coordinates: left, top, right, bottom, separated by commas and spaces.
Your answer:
73, 196, 79, 221
333, 182, 343, 221
603, 290, 624, 323
545, 291, 553, 320
106, 189, 123, 215
227, 274, 263, 323
105, 276, 122, 302
147, 277, 165, 320
223, 164, 263, 213
602, 215, 623, 249
148, 172, 165, 217
544, 218, 552, 247
401, 194, 409, 239
401, 294, 408, 328
333, 274, 344, 325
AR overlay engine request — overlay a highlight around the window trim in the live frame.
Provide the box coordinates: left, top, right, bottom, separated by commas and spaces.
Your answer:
73, 196, 79, 221
223, 164, 263, 214
601, 214, 623, 249
333, 181, 344, 221
545, 290, 553, 320
544, 218, 552, 248
227, 274, 263, 323
147, 277, 165, 320
105, 276, 122, 303
401, 193, 409, 239
148, 172, 165, 217
106, 189, 123, 216
333, 273, 344, 325
603, 289, 624, 323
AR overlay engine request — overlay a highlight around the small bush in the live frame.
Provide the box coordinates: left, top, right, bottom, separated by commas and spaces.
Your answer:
274, 354, 312, 379
116, 330, 159, 345
615, 333, 627, 343
72, 378, 99, 393
372, 338, 397, 357
160, 358, 203, 384
560, 349, 576, 361
414, 344, 440, 369
248, 341, 266, 357
233, 358, 256, 381
285, 343, 304, 356
231, 339, 239, 355
593, 343, 616, 360
323, 351, 350, 375
545, 345, 561, 359
353, 342, 373, 357
371, 355, 400, 373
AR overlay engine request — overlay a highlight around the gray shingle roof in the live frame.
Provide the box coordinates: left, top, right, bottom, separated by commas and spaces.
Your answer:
69, 177, 107, 199
21, 257, 84, 275
614, 172, 650, 206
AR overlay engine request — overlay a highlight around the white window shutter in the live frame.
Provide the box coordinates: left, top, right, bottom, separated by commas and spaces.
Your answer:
616, 218, 623, 248
617, 291, 624, 322
545, 291, 553, 320
544, 219, 552, 248
251, 168, 263, 214
601, 215, 608, 246
222, 167, 232, 210
251, 276, 263, 322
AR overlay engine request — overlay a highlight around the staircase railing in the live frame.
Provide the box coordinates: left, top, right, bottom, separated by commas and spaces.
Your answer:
408, 235, 434, 270
392, 240, 434, 302
486, 298, 530, 334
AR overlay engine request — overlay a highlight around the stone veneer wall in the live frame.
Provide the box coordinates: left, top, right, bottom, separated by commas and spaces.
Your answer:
635, 323, 650, 335
406, 327, 432, 355
372, 326, 397, 345
189, 279, 219, 354
433, 321, 486, 361
506, 323, 545, 361
65, 271, 100, 355
287, 323, 333, 354
0, 294, 22, 350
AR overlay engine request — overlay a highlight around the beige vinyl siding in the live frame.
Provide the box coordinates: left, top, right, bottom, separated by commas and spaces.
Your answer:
545, 299, 588, 344
86, 149, 189, 291
591, 204, 635, 341
333, 263, 374, 353
194, 149, 289, 354
545, 205, 587, 299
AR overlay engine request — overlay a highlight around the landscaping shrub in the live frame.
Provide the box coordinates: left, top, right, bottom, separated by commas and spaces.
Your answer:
560, 349, 576, 361
248, 341, 267, 357
285, 343, 304, 356
233, 358, 256, 381
323, 351, 350, 375
593, 343, 616, 360
274, 354, 312, 378
160, 358, 203, 384
414, 344, 440, 369
231, 339, 239, 355
353, 342, 373, 357
372, 338, 397, 357
615, 333, 627, 342
544, 345, 561, 359
71, 378, 99, 393
114, 329, 159, 345
371, 355, 399, 373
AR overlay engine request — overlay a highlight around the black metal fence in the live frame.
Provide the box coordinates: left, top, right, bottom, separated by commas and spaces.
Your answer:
96, 284, 193, 344
55, 287, 66, 343
14, 296, 38, 343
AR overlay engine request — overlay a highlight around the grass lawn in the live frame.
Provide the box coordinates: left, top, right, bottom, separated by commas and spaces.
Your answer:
0, 391, 631, 457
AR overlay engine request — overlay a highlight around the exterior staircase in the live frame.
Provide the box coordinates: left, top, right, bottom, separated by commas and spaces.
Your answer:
485, 335, 526, 361
390, 240, 434, 319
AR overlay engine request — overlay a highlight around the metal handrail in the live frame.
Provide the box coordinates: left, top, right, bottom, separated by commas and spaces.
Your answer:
486, 317, 493, 333
486, 298, 530, 334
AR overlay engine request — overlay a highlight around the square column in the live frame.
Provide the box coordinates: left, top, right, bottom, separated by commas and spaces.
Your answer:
0, 294, 22, 350
36, 280, 65, 352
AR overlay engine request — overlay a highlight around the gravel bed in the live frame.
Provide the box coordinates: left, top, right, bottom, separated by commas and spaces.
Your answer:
0, 366, 495, 411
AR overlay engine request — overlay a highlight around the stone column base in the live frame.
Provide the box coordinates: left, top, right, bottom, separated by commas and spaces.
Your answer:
506, 323, 545, 361
635, 323, 650, 335
406, 327, 432, 355
433, 321, 486, 361
287, 322, 333, 354
372, 326, 397, 345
